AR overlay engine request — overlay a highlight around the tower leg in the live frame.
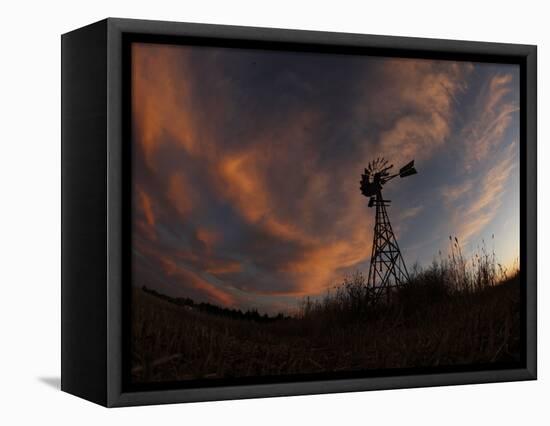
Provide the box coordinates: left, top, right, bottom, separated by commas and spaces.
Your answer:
367, 191, 409, 302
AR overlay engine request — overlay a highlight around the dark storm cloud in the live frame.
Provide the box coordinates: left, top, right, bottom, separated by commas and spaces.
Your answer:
131, 43, 520, 312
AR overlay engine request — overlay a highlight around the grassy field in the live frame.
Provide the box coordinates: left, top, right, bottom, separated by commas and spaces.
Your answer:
131, 258, 521, 383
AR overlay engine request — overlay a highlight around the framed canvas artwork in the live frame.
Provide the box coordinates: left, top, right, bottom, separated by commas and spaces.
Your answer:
61, 18, 537, 407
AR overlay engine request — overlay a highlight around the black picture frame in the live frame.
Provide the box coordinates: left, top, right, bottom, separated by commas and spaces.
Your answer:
61, 17, 537, 407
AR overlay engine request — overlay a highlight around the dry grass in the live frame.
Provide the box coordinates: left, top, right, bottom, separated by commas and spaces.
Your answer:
131, 238, 521, 383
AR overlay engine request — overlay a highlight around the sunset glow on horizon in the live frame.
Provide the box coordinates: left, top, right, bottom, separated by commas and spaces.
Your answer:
131, 42, 520, 313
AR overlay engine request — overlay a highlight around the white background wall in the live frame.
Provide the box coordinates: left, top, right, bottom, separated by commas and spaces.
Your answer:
0, 0, 546, 424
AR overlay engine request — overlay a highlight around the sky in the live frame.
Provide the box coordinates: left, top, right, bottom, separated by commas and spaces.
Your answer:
131, 42, 520, 314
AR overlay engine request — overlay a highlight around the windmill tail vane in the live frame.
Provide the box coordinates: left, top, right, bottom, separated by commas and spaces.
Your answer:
359, 158, 418, 303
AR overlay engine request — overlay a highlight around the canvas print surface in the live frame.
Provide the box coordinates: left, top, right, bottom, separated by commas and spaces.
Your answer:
129, 42, 521, 386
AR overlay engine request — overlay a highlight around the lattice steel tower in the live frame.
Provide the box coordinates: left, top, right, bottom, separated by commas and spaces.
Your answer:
360, 158, 418, 301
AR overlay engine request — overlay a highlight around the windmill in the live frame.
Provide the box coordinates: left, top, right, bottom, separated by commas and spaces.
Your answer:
360, 158, 418, 302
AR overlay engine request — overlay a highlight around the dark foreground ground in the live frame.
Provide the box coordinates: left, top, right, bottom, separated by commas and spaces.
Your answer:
131, 274, 521, 384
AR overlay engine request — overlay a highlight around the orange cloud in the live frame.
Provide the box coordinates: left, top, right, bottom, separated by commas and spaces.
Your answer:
160, 257, 235, 306
276, 232, 371, 296
135, 240, 237, 307
132, 43, 199, 169
218, 152, 309, 245
134, 187, 157, 241
205, 262, 242, 275
214, 126, 376, 297
137, 188, 155, 226
167, 172, 195, 218
215, 111, 323, 247
218, 151, 270, 224
213, 139, 377, 297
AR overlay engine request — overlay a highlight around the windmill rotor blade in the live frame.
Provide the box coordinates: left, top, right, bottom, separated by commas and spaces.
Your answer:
365, 158, 417, 183
379, 165, 393, 176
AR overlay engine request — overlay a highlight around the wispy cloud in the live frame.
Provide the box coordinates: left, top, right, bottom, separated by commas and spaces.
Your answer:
399, 205, 424, 221
441, 181, 473, 205
460, 73, 518, 168
357, 59, 473, 165
439, 69, 519, 246
448, 142, 517, 244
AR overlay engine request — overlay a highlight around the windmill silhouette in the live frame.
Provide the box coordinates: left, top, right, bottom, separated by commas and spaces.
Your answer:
360, 158, 418, 302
